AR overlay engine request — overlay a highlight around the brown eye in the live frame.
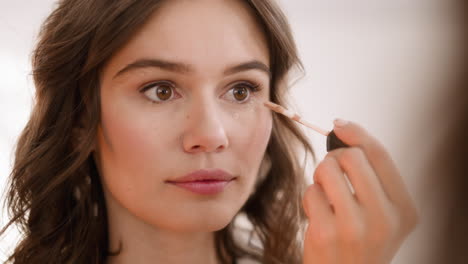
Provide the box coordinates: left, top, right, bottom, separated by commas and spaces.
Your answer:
233, 86, 249, 101
224, 82, 261, 104
156, 85, 172, 101
141, 81, 177, 103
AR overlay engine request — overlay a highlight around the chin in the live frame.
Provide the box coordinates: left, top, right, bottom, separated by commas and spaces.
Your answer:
163, 207, 238, 233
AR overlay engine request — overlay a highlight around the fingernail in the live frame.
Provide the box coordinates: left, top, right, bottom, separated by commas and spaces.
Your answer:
334, 118, 348, 128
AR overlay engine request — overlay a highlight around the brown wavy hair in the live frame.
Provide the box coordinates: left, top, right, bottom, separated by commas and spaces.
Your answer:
1, 0, 315, 263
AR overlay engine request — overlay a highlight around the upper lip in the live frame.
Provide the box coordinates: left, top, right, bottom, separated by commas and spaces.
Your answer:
167, 169, 235, 183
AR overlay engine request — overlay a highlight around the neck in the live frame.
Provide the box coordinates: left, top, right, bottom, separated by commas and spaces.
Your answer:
103, 195, 220, 264
105, 227, 219, 264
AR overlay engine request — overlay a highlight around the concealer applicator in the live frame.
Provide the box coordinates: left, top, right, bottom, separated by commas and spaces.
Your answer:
263, 101, 349, 152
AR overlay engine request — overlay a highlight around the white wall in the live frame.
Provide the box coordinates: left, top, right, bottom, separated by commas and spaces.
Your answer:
0, 0, 459, 262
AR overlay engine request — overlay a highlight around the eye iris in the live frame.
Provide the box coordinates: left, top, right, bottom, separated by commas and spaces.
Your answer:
156, 86, 172, 101
233, 86, 248, 101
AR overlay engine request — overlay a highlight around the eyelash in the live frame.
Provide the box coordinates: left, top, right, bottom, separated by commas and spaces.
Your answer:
139, 80, 263, 104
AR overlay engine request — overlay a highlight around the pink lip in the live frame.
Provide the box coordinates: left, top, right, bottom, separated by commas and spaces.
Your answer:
166, 169, 236, 195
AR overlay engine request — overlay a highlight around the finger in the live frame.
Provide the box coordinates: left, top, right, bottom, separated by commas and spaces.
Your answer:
302, 184, 334, 223
302, 184, 337, 261
326, 147, 390, 218
313, 156, 359, 220
331, 119, 412, 207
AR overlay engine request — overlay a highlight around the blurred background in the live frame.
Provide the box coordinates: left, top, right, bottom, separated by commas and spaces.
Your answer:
0, 0, 463, 262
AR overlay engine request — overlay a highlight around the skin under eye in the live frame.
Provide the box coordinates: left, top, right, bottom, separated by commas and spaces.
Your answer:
140, 81, 180, 103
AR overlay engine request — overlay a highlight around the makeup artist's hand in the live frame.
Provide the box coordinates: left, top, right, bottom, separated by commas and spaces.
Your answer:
301, 119, 419, 264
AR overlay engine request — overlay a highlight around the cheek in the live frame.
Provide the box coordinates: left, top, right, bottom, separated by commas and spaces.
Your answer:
99, 105, 165, 172
96, 94, 177, 205
230, 99, 272, 174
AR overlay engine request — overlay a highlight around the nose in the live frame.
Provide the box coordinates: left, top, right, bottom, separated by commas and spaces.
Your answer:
182, 100, 229, 153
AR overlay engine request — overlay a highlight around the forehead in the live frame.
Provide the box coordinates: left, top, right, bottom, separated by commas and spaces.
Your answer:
104, 0, 270, 77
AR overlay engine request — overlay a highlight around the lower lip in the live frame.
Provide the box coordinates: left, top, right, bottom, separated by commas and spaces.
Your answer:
168, 180, 233, 195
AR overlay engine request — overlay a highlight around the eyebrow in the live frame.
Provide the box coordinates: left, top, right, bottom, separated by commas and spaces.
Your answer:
113, 58, 271, 79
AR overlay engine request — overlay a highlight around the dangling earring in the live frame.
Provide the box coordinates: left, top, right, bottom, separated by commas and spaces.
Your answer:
93, 203, 99, 218
256, 153, 272, 186
72, 175, 98, 218
84, 175, 99, 218
73, 176, 91, 200
73, 186, 81, 201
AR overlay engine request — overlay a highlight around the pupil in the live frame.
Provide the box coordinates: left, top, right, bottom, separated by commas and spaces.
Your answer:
234, 87, 248, 101
157, 86, 172, 100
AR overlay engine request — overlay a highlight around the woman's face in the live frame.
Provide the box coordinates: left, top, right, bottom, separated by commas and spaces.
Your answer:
96, 0, 272, 232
